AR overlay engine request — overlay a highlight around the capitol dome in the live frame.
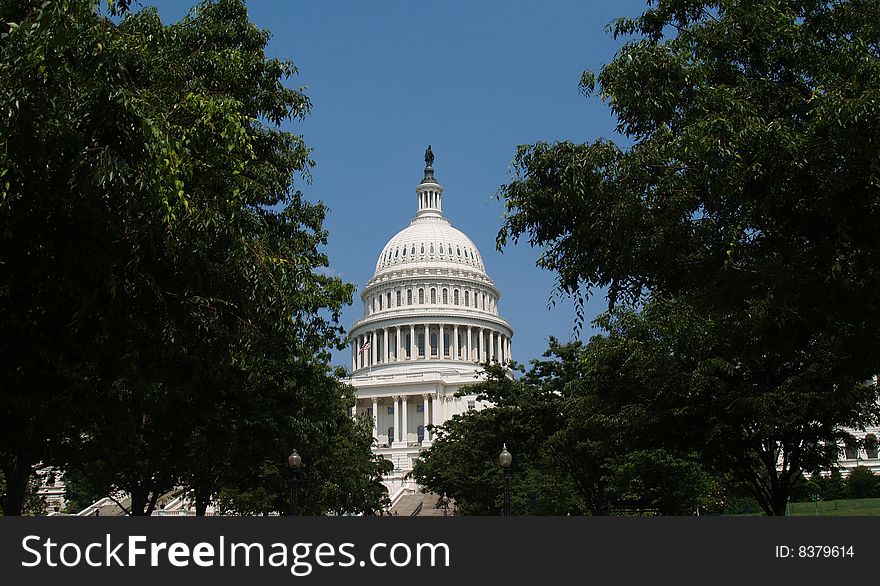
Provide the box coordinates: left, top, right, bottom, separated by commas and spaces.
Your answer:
374, 218, 486, 276
347, 147, 513, 492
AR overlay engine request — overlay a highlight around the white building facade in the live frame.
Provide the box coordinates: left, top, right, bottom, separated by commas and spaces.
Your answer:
346, 148, 513, 497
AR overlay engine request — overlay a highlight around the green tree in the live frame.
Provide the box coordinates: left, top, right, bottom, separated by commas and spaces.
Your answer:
816, 469, 849, 501
0, 0, 386, 515
414, 342, 715, 516
846, 466, 879, 499
210, 374, 392, 516
587, 300, 873, 515
497, 0, 880, 515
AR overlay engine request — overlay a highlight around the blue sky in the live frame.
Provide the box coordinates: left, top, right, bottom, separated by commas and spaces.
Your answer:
146, 0, 648, 369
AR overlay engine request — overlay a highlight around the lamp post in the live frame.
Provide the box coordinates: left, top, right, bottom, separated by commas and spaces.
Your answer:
499, 444, 512, 516
288, 450, 302, 516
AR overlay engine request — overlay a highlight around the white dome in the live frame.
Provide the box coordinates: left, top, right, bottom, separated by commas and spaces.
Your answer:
374, 215, 486, 276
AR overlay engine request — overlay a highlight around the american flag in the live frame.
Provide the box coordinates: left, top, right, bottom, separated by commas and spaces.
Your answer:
358, 339, 372, 354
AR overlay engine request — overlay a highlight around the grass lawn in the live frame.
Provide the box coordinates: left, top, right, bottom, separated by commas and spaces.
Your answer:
786, 497, 880, 516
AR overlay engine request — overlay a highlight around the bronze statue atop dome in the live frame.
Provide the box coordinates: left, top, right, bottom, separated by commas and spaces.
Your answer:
421, 145, 436, 183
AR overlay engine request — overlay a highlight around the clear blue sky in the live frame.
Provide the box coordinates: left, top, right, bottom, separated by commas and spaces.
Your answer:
145, 0, 648, 369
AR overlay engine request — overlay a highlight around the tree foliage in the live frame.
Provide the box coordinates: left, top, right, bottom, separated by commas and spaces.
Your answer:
414, 345, 713, 516
500, 0, 880, 324
497, 0, 880, 514
0, 0, 386, 515
590, 300, 875, 515
845, 466, 879, 499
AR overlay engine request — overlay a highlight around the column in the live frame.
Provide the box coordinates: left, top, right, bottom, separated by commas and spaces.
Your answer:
439, 324, 445, 360
383, 328, 389, 363
479, 328, 485, 362
371, 330, 378, 366
452, 324, 459, 360
489, 330, 495, 361
424, 323, 429, 358
372, 397, 379, 441
496, 332, 502, 362
506, 336, 511, 362
392, 395, 400, 445
410, 324, 416, 360
396, 326, 402, 362
401, 395, 409, 445
466, 326, 472, 361
351, 340, 357, 371
422, 394, 431, 443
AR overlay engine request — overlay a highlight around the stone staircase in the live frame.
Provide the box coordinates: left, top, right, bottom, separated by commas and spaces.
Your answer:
388, 489, 454, 516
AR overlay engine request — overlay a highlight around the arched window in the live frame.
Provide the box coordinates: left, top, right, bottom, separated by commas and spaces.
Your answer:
378, 295, 383, 310
457, 246, 461, 256
430, 332, 437, 356
407, 289, 413, 305
402, 246, 407, 256
411, 245, 416, 255
442, 289, 448, 304
417, 425, 425, 443
431, 288, 437, 304
439, 244, 444, 254
418, 333, 425, 357
386, 291, 391, 308
421, 244, 425, 254
396, 290, 402, 306
394, 249, 399, 258
430, 243, 434, 254
419, 288, 425, 304
454, 289, 459, 305
388, 427, 395, 444
866, 434, 879, 459
465, 291, 470, 306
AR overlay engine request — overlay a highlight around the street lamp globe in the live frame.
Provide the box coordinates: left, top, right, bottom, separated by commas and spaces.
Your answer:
499, 444, 512, 469
288, 450, 302, 471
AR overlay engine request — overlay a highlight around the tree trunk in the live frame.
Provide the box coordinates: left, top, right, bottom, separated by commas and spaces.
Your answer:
1, 452, 33, 516
771, 484, 790, 516
195, 483, 212, 516
145, 489, 160, 516
129, 484, 149, 516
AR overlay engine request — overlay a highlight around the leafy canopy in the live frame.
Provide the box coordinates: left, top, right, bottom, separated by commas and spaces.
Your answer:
0, 0, 386, 515
497, 0, 880, 515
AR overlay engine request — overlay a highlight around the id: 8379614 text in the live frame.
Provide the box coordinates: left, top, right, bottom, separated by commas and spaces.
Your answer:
775, 545, 854, 558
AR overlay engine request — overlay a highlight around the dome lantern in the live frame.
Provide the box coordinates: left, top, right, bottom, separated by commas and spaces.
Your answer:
416, 145, 443, 218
